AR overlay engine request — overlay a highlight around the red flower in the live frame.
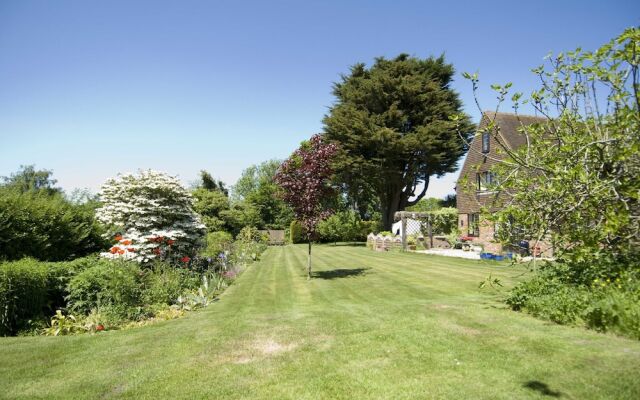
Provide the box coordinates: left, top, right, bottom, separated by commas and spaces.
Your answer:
114, 235, 122, 242
181, 256, 191, 263
117, 249, 125, 255
127, 247, 135, 252
110, 247, 119, 254
153, 248, 161, 255
167, 239, 175, 245
96, 324, 105, 331
121, 240, 132, 246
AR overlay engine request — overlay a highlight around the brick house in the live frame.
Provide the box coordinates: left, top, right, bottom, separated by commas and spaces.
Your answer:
455, 111, 550, 255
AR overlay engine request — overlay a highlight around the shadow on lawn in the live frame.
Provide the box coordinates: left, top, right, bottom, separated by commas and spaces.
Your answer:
312, 268, 370, 280
523, 381, 563, 397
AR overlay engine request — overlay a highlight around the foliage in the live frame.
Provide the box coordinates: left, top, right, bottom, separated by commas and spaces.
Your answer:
201, 231, 234, 259
141, 262, 200, 306
236, 226, 268, 244
218, 201, 262, 236
0, 259, 49, 335
0, 243, 256, 337
275, 135, 339, 239
0, 256, 108, 335
233, 159, 294, 229
318, 210, 366, 243
289, 220, 305, 244
192, 188, 230, 232
96, 170, 206, 264
197, 170, 228, 196
507, 264, 640, 339
275, 134, 339, 278
441, 193, 456, 208
429, 207, 458, 235
323, 54, 475, 229
406, 197, 444, 212
66, 260, 142, 317
459, 28, 640, 282
41, 310, 83, 336
0, 189, 106, 261
229, 226, 268, 265
1, 165, 61, 196
361, 219, 383, 235
175, 274, 223, 311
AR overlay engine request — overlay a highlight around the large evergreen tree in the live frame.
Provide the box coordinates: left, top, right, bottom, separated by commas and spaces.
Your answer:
323, 54, 474, 229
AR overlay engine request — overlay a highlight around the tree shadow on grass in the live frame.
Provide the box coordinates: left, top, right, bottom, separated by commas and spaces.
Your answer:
311, 268, 370, 280
523, 381, 563, 397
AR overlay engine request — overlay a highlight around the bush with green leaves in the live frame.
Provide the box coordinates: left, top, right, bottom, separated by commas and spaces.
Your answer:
318, 210, 367, 243
0, 190, 106, 262
201, 231, 234, 259
229, 226, 268, 265
66, 260, 143, 317
289, 220, 305, 244
428, 208, 458, 235
0, 259, 49, 335
141, 262, 200, 306
507, 263, 640, 339
0, 256, 109, 335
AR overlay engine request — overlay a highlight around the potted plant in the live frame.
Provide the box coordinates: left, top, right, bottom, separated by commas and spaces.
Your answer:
460, 236, 473, 251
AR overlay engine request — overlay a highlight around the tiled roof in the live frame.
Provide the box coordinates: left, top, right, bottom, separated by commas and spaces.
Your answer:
481, 111, 547, 150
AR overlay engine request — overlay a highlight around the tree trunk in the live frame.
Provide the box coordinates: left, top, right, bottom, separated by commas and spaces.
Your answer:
307, 240, 312, 280
381, 205, 396, 232
381, 188, 402, 231
380, 176, 430, 231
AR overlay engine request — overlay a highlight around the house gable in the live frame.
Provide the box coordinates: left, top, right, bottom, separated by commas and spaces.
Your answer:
456, 112, 545, 215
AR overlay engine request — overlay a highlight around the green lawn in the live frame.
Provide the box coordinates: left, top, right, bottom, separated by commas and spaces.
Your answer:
2, 245, 639, 399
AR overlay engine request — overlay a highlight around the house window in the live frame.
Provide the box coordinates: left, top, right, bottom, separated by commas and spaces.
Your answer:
482, 132, 490, 153
476, 171, 496, 191
468, 213, 480, 237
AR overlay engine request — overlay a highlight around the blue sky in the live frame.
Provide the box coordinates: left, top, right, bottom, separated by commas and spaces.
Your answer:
1, 0, 638, 197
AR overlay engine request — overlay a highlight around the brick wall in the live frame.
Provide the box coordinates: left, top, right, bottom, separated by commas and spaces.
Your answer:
458, 213, 502, 253
456, 115, 511, 215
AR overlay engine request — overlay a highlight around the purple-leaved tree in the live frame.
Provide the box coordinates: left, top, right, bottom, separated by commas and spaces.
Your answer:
275, 134, 339, 279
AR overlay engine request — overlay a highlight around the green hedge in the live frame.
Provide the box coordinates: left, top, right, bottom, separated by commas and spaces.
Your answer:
0, 256, 100, 335
0, 259, 49, 335
0, 191, 106, 261
290, 220, 305, 244
507, 266, 640, 340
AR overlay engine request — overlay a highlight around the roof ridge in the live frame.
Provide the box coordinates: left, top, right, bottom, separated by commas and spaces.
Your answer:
481, 110, 546, 119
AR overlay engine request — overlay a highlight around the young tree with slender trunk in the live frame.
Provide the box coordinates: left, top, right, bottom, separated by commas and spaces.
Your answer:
275, 135, 339, 279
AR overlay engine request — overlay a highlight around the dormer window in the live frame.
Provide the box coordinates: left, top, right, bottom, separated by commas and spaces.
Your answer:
482, 132, 490, 153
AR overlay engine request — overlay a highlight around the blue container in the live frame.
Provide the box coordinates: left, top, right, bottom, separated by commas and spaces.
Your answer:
480, 252, 491, 260
505, 252, 513, 260
494, 255, 504, 261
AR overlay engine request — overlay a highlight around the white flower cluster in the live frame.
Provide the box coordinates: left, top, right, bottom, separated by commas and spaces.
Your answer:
96, 170, 206, 263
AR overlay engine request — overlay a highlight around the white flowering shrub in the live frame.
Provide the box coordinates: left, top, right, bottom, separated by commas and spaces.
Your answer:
96, 170, 206, 264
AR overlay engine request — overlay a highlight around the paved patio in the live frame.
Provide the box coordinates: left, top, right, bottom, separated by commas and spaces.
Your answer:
414, 248, 481, 260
